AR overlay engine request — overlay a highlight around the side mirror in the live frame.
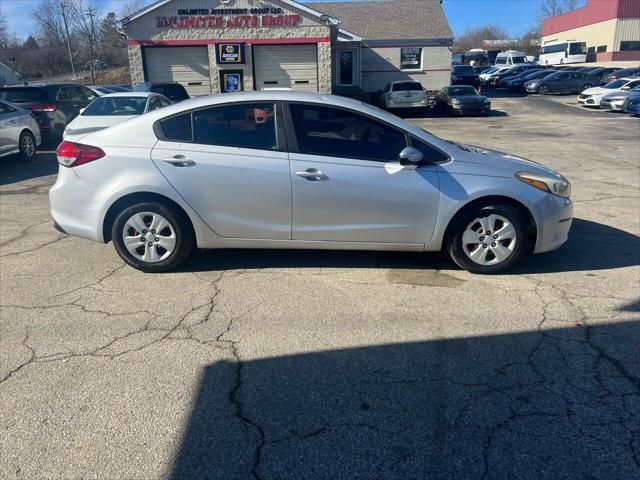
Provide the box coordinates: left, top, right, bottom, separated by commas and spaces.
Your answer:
621, 86, 630, 91
79, 108, 86, 114
398, 146, 424, 166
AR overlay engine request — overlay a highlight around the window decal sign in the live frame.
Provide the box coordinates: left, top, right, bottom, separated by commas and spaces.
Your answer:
216, 43, 245, 64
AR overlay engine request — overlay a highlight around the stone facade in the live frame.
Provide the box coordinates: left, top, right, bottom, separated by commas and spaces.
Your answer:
124, 0, 333, 94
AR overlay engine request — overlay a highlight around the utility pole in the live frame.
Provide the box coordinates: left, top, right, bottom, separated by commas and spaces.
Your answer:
60, 2, 76, 77
86, 8, 96, 85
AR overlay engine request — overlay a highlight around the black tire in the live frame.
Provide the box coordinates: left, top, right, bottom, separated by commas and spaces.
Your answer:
538, 85, 549, 95
18, 130, 37, 161
447, 202, 529, 274
111, 201, 194, 273
581, 84, 592, 92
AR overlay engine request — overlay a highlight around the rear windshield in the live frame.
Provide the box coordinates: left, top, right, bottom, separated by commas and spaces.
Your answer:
447, 86, 478, 96
452, 66, 474, 74
151, 84, 189, 102
392, 82, 423, 91
0, 87, 47, 103
82, 96, 147, 116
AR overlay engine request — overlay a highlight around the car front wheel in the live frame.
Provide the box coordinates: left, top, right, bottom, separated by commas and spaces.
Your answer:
537, 85, 549, 95
19, 130, 36, 160
111, 201, 194, 272
447, 203, 528, 274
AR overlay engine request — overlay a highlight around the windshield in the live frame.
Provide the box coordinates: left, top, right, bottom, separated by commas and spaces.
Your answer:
0, 87, 46, 103
392, 82, 423, 91
448, 86, 478, 96
453, 66, 474, 74
495, 57, 507, 64
604, 79, 627, 89
82, 96, 147, 116
151, 84, 189, 101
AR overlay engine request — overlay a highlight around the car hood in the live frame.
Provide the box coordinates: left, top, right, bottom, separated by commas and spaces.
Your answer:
450, 142, 563, 178
602, 90, 636, 99
64, 115, 137, 136
582, 86, 613, 96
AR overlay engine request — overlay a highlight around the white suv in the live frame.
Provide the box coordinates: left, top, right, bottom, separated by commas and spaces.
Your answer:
382, 81, 429, 112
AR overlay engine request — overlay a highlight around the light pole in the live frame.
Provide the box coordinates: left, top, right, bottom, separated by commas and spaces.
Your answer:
86, 9, 96, 85
60, 2, 76, 77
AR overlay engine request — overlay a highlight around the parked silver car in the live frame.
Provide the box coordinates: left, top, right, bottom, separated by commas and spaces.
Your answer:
49, 91, 572, 274
0, 99, 41, 160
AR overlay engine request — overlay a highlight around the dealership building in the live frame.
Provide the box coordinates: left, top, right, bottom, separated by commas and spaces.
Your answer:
541, 0, 640, 62
122, 0, 453, 96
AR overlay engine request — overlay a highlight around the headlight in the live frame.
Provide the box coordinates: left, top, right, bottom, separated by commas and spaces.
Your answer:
607, 97, 625, 102
451, 98, 460, 105
484, 98, 490, 104
516, 172, 571, 198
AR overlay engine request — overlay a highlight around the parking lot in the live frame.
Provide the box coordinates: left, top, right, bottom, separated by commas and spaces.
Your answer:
1, 94, 639, 479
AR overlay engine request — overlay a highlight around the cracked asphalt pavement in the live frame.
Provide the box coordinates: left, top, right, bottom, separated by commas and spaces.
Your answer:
1, 95, 639, 479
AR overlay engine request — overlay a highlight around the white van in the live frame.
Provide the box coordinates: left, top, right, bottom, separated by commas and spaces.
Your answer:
494, 51, 528, 67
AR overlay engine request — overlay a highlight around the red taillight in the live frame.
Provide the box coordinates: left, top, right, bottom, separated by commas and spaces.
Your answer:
30, 103, 57, 112
56, 141, 105, 167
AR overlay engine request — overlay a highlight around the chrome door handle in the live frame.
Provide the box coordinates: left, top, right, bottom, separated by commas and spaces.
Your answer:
163, 155, 195, 167
296, 168, 328, 181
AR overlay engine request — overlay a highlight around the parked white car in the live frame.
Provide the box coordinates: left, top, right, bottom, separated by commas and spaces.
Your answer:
0, 99, 41, 160
480, 67, 511, 85
64, 92, 172, 138
382, 81, 429, 111
577, 77, 640, 108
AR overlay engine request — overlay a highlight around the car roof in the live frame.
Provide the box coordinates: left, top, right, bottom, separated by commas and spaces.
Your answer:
95, 92, 158, 98
391, 80, 421, 83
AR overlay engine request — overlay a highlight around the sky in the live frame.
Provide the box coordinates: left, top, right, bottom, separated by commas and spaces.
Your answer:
1, 0, 580, 40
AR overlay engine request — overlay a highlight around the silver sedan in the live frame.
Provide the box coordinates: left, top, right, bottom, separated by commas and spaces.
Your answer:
0, 100, 41, 160
49, 91, 572, 274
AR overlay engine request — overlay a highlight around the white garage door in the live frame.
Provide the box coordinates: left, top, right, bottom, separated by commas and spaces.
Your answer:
144, 46, 211, 97
254, 44, 318, 92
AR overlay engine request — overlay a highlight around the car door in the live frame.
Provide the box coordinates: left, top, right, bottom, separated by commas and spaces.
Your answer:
552, 72, 571, 93
151, 101, 292, 240
285, 102, 440, 245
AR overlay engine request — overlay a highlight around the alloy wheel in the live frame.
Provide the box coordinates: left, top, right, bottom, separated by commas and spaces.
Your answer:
461, 214, 517, 266
20, 133, 35, 157
122, 211, 176, 263
538, 85, 549, 95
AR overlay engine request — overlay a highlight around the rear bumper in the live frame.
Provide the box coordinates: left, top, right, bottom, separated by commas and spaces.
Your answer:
49, 167, 111, 243
386, 99, 429, 109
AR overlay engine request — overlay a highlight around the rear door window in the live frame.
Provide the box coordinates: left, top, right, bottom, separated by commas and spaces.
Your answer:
160, 113, 193, 142
289, 103, 407, 162
193, 103, 277, 150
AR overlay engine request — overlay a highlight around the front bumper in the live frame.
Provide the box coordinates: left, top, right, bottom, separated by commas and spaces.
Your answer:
533, 195, 573, 254
578, 95, 601, 107
524, 85, 539, 93
601, 99, 626, 111
450, 104, 490, 115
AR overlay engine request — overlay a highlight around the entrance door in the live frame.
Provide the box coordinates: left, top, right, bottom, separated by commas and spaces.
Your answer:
286, 102, 440, 244
254, 44, 318, 92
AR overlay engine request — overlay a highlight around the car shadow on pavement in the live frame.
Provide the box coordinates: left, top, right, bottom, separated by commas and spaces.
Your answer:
170, 320, 640, 479
0, 151, 58, 185
180, 218, 638, 274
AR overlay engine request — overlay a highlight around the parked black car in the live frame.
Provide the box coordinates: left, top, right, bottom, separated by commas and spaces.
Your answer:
524, 70, 599, 95
0, 83, 98, 144
133, 82, 190, 102
604, 67, 640, 84
506, 70, 559, 90
433, 85, 490, 116
498, 68, 543, 87
487, 64, 538, 87
594, 68, 622, 85
450, 65, 480, 87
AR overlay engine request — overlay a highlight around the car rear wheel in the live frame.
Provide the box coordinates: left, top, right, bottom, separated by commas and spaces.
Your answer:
537, 85, 549, 95
111, 201, 194, 273
18, 131, 36, 161
447, 203, 528, 274
581, 84, 592, 91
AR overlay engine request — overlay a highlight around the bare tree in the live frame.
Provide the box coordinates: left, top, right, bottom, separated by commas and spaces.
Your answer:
119, 0, 147, 18
538, 0, 580, 23
453, 24, 509, 54
0, 12, 8, 49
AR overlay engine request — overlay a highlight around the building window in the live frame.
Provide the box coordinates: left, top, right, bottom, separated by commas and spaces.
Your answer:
338, 50, 356, 86
400, 47, 422, 71
596, 45, 607, 53
620, 41, 640, 52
